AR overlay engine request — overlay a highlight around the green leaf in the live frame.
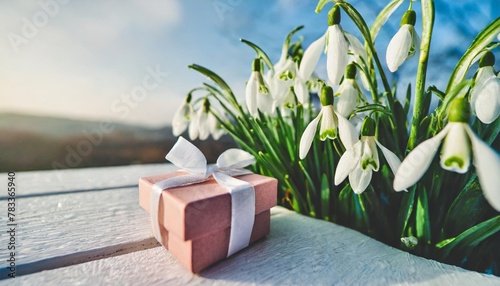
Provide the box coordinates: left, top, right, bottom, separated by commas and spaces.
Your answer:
398, 187, 416, 237
437, 215, 500, 258
446, 17, 500, 93
416, 188, 431, 244
320, 174, 331, 221
370, 0, 404, 42
189, 64, 235, 100
240, 39, 274, 71
315, 0, 335, 13
281, 26, 304, 61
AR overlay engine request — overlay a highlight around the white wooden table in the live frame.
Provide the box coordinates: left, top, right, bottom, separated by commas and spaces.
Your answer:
1, 164, 499, 285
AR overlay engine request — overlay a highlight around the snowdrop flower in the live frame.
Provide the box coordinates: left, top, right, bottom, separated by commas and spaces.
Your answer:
172, 94, 194, 136
394, 98, 500, 211
246, 58, 274, 116
299, 6, 350, 85
189, 99, 210, 140
208, 111, 226, 140
386, 10, 420, 72
334, 117, 402, 194
299, 85, 358, 159
470, 52, 500, 124
335, 63, 366, 117
267, 58, 309, 106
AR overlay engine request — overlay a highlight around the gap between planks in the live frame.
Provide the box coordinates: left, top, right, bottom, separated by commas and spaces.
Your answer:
0, 238, 160, 279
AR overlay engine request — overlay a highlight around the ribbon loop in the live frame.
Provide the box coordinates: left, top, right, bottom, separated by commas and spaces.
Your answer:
217, 149, 256, 170
165, 136, 207, 175
149, 136, 256, 257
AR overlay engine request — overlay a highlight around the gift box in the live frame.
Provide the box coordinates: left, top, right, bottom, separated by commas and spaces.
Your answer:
138, 137, 277, 273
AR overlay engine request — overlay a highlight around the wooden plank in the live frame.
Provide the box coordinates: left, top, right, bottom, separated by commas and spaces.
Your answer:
11, 207, 500, 285
0, 185, 154, 275
0, 163, 175, 198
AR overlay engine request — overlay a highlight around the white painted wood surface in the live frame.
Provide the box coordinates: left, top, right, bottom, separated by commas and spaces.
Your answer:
1, 164, 499, 285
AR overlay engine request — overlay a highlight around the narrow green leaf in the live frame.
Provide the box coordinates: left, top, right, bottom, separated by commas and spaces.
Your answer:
189, 64, 233, 96
437, 216, 500, 258
240, 39, 274, 70
446, 17, 500, 93
398, 187, 416, 236
321, 174, 331, 221
315, 0, 335, 13
370, 0, 404, 42
281, 26, 304, 60
416, 188, 431, 244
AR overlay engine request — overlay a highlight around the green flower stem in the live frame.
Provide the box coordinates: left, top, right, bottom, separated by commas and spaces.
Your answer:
407, 0, 435, 150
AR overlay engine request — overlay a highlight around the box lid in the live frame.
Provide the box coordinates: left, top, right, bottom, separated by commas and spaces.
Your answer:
139, 172, 277, 241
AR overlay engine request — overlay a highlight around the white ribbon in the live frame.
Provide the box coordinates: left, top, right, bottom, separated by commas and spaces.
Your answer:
150, 136, 257, 257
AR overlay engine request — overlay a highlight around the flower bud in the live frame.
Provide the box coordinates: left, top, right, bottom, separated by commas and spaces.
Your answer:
345, 63, 357, 80
203, 98, 210, 112
400, 10, 416, 26
479, 51, 495, 68
328, 5, 341, 26
448, 97, 470, 123
252, 58, 261, 72
361, 117, 376, 136
320, 85, 334, 106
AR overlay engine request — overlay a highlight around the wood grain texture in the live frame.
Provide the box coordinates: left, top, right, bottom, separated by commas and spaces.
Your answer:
1, 164, 499, 285
0, 163, 176, 198
11, 207, 500, 285
0, 186, 152, 269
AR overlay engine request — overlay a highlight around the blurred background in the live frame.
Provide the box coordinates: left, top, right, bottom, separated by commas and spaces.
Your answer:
0, 0, 498, 171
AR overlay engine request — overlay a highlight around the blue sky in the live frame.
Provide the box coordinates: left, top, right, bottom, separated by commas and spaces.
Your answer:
0, 0, 498, 127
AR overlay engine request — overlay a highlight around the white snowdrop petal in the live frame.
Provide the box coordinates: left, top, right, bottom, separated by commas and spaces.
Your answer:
386, 25, 413, 72
294, 77, 309, 104
439, 123, 471, 173
337, 113, 358, 150
197, 109, 210, 140
299, 111, 322, 159
319, 107, 338, 140
393, 125, 451, 191
299, 33, 327, 81
349, 167, 372, 194
334, 147, 358, 185
245, 72, 258, 116
336, 80, 358, 117
188, 109, 199, 140
327, 25, 349, 85
376, 140, 402, 176
475, 77, 500, 124
465, 126, 500, 211
172, 103, 190, 136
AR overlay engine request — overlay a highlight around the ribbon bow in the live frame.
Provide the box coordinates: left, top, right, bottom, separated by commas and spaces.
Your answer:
150, 136, 256, 256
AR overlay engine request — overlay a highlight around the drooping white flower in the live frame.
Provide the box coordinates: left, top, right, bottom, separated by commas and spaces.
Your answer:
335, 63, 365, 117
246, 58, 274, 116
188, 106, 199, 140
172, 95, 194, 136
393, 98, 500, 211
208, 112, 226, 140
335, 117, 402, 194
386, 10, 420, 72
470, 52, 500, 124
195, 100, 211, 140
267, 58, 309, 107
299, 6, 362, 86
299, 85, 358, 159
188, 99, 223, 141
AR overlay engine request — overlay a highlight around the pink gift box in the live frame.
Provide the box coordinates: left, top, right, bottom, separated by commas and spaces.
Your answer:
139, 172, 277, 272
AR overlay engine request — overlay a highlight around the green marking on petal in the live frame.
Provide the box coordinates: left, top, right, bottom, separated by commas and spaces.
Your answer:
320, 128, 337, 141
361, 157, 378, 170
444, 156, 465, 169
